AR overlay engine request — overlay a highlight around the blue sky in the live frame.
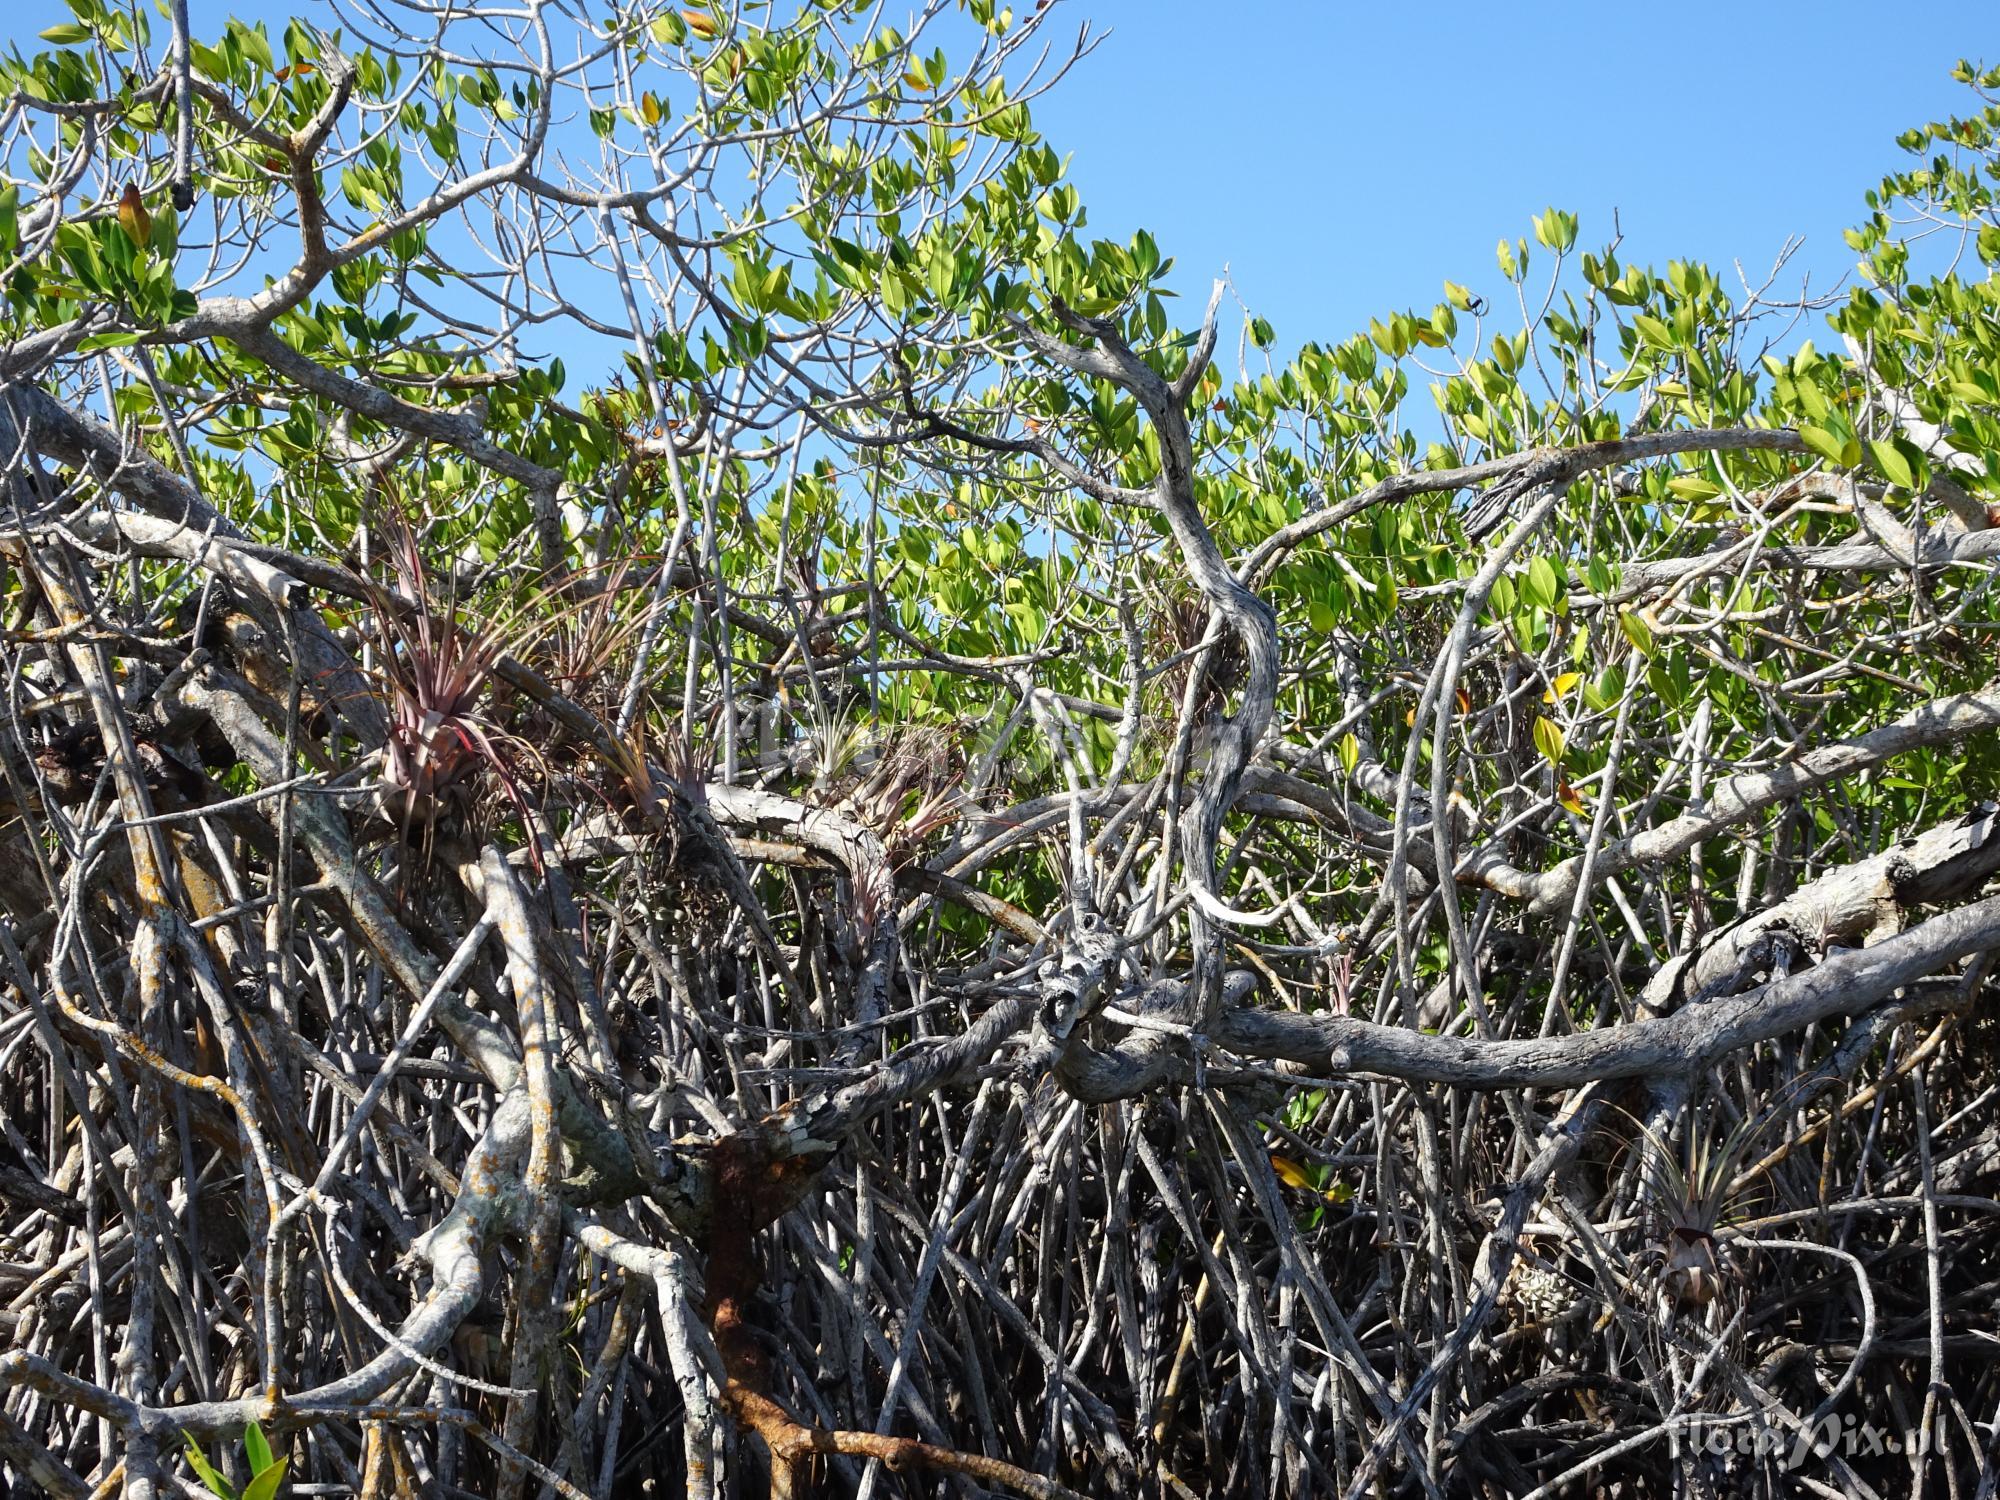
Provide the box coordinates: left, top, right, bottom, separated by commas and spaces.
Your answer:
1030, 1, 1997, 354
13, 0, 1995, 367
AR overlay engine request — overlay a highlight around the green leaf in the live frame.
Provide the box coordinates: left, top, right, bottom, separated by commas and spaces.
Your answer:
1868, 436, 1917, 489
1532, 716, 1566, 766
230, 21, 275, 73
1631, 313, 1675, 351
1531, 207, 1576, 253
1337, 732, 1360, 776
1523, 556, 1560, 612
880, 265, 909, 318
241, 1459, 289, 1500
243, 1423, 273, 1474
1618, 609, 1655, 658
39, 22, 92, 42
1582, 667, 1624, 712
76, 330, 143, 352
182, 1438, 236, 1500
1798, 423, 1848, 466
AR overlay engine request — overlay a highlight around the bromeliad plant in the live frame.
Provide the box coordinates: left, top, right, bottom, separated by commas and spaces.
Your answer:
1626, 1105, 1785, 1310
362, 508, 550, 870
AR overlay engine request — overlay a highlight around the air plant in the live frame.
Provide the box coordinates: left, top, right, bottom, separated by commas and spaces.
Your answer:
602, 713, 666, 827
360, 506, 552, 875
653, 711, 719, 794
606, 706, 717, 828
1148, 583, 1246, 727
1327, 947, 1356, 1017
534, 553, 672, 721
793, 690, 876, 791
769, 691, 972, 860
884, 777, 972, 863
1623, 1105, 1782, 1310
832, 721, 973, 861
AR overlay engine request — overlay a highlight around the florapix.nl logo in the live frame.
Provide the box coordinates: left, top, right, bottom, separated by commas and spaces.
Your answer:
1678, 1411, 1927, 1470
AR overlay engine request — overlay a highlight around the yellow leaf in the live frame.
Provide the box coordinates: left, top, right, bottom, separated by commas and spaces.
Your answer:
1272, 1155, 1350, 1203
1269, 1155, 1314, 1193
640, 90, 663, 125
682, 8, 718, 37
1543, 672, 1581, 704
904, 68, 931, 91
117, 184, 151, 249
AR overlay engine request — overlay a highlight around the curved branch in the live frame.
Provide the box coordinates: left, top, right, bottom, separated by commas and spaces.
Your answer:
1217, 891, 2000, 1088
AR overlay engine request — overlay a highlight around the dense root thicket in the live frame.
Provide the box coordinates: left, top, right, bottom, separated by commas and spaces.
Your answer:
6, 5, 2000, 1497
